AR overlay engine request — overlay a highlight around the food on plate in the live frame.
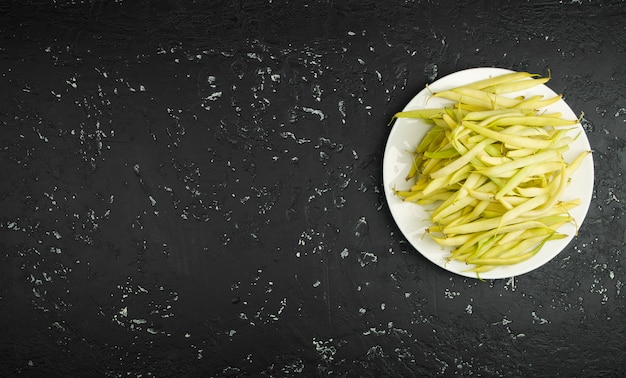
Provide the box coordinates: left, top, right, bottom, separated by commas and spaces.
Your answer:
390, 71, 590, 276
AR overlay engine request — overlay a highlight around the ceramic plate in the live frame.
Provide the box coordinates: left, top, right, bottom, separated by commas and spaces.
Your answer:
383, 67, 594, 279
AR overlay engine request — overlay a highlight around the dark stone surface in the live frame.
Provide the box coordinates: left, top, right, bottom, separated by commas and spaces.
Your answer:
1, 0, 624, 376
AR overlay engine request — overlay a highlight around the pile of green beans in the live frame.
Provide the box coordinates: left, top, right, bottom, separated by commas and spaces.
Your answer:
392, 71, 590, 275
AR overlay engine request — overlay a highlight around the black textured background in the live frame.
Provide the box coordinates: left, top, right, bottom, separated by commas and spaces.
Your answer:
1, 1, 625, 376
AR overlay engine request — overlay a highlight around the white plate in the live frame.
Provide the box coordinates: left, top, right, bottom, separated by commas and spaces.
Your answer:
383, 67, 594, 279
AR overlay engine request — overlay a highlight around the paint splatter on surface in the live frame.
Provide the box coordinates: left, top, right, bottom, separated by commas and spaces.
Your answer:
0, 0, 624, 376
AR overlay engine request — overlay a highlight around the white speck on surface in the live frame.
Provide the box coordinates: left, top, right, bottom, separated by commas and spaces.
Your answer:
531, 311, 549, 325
338, 100, 346, 124
312, 338, 337, 362
363, 327, 386, 336
491, 317, 512, 326
205, 91, 222, 101
312, 83, 323, 102
340, 248, 349, 258
425, 63, 439, 81
246, 52, 262, 61
301, 106, 326, 120
443, 288, 460, 299
359, 251, 378, 267
277, 298, 287, 316
504, 277, 516, 291
465, 304, 473, 314
354, 216, 368, 237
367, 345, 385, 361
